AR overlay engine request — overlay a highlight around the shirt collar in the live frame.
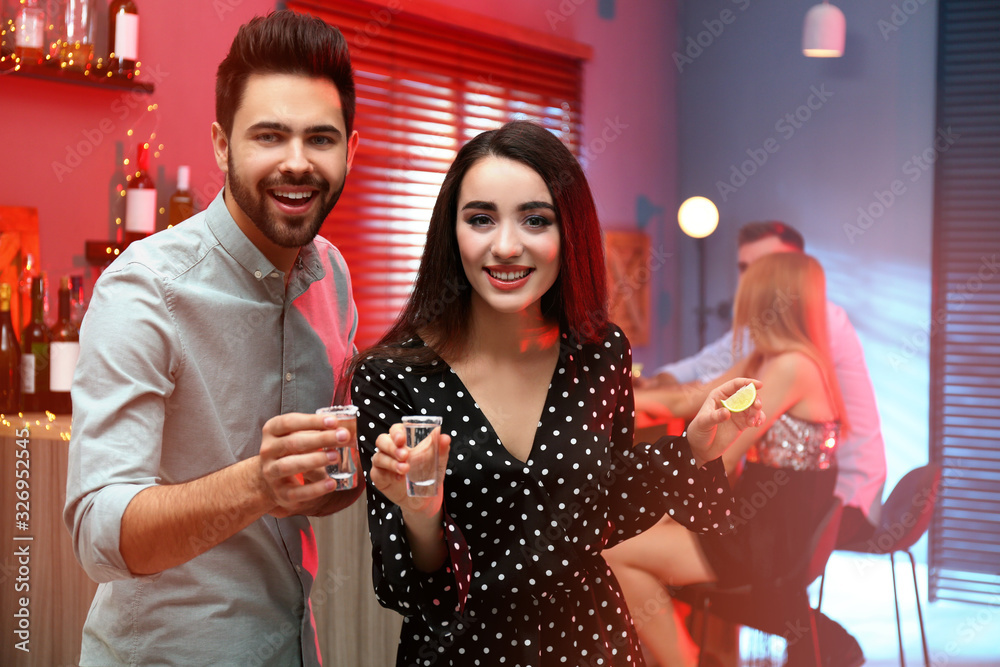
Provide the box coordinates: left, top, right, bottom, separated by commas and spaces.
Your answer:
204, 189, 326, 286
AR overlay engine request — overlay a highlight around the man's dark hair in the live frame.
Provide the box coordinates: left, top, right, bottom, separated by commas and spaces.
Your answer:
737, 221, 805, 250
215, 10, 356, 139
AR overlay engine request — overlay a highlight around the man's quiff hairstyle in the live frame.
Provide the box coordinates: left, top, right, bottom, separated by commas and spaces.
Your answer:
215, 9, 356, 139
737, 221, 805, 251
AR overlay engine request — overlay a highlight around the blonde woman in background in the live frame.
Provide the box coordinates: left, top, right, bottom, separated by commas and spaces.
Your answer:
605, 252, 858, 667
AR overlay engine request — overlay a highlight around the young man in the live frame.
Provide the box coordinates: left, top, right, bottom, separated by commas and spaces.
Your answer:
64, 11, 361, 665
636, 221, 886, 667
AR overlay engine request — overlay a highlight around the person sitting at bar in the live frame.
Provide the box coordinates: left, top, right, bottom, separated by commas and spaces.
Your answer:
637, 221, 886, 549
605, 252, 860, 667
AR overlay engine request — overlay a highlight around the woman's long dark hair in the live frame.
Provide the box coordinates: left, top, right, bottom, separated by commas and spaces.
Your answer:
348, 120, 608, 376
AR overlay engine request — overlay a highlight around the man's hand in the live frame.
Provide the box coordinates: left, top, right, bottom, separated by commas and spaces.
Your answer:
258, 412, 361, 517
686, 377, 764, 467
633, 371, 679, 390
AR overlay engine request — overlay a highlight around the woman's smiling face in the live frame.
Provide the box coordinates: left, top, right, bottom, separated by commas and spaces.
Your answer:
455, 156, 561, 318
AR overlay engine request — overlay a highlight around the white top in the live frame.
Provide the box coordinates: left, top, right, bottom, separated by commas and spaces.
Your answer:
657, 302, 887, 523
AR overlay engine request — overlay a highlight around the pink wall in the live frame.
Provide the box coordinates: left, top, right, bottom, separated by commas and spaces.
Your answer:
0, 0, 678, 358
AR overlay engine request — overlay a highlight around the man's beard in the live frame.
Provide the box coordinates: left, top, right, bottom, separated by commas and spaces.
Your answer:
227, 152, 346, 248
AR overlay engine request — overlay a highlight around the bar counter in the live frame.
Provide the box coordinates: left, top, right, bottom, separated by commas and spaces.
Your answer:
1, 413, 90, 666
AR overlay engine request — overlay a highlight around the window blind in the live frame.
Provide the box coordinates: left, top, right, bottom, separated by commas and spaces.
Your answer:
286, 0, 586, 348
929, 0, 1000, 607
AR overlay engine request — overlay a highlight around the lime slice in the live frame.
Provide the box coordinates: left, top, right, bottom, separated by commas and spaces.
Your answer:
721, 383, 756, 413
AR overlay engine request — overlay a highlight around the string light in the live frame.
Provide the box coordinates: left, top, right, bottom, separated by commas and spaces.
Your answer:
0, 411, 71, 441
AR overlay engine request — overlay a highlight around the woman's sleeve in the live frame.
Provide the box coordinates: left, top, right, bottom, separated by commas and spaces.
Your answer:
351, 360, 471, 637
603, 330, 736, 549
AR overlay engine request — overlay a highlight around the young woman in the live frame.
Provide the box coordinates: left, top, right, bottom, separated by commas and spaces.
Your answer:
603, 251, 848, 666
349, 120, 763, 666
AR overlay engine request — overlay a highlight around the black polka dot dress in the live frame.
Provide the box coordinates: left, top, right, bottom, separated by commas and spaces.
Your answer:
352, 325, 735, 666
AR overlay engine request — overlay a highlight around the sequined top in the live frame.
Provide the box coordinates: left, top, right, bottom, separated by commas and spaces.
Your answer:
746, 413, 839, 471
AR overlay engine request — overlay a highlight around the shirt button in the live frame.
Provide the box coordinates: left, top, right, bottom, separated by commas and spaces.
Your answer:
285, 372, 293, 382
270, 272, 279, 278
254, 270, 262, 279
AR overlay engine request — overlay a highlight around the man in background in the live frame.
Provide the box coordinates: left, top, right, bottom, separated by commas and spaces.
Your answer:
64, 11, 361, 665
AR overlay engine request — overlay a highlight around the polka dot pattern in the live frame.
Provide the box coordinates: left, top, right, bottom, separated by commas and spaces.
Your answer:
352, 325, 735, 666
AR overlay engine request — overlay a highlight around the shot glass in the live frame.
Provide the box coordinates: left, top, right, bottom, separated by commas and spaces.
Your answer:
402, 415, 443, 497
317, 405, 360, 490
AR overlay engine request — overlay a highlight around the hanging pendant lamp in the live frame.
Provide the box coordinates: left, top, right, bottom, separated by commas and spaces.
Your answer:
803, 1, 846, 57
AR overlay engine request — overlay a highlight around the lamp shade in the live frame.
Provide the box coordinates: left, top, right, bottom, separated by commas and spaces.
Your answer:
677, 196, 719, 239
803, 2, 845, 57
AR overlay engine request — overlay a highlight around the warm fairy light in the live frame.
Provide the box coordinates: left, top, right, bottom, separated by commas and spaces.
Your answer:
0, 411, 71, 441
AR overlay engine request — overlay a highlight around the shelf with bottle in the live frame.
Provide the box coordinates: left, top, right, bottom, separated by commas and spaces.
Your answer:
1, 0, 153, 93
3, 59, 155, 92
86, 148, 199, 268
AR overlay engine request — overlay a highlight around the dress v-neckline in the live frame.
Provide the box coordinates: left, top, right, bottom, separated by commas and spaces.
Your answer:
447, 353, 562, 466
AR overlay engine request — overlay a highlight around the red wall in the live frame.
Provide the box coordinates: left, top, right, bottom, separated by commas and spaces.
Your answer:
0, 0, 678, 359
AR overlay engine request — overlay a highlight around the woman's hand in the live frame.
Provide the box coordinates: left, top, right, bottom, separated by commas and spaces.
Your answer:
686, 377, 764, 467
370, 423, 452, 572
369, 423, 451, 516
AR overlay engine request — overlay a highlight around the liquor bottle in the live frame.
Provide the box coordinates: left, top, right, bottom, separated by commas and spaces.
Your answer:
108, 0, 139, 77
21, 272, 50, 413
14, 0, 46, 65
167, 165, 195, 229
49, 276, 80, 414
17, 252, 36, 332
124, 142, 156, 244
69, 275, 86, 328
61, 0, 96, 71
0, 284, 21, 415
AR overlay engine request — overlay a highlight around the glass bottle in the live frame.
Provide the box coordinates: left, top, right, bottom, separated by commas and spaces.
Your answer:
69, 275, 86, 328
14, 0, 46, 66
61, 0, 96, 71
20, 272, 50, 413
124, 141, 156, 244
167, 165, 195, 229
0, 283, 21, 415
108, 0, 138, 77
49, 276, 80, 414
17, 252, 36, 333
